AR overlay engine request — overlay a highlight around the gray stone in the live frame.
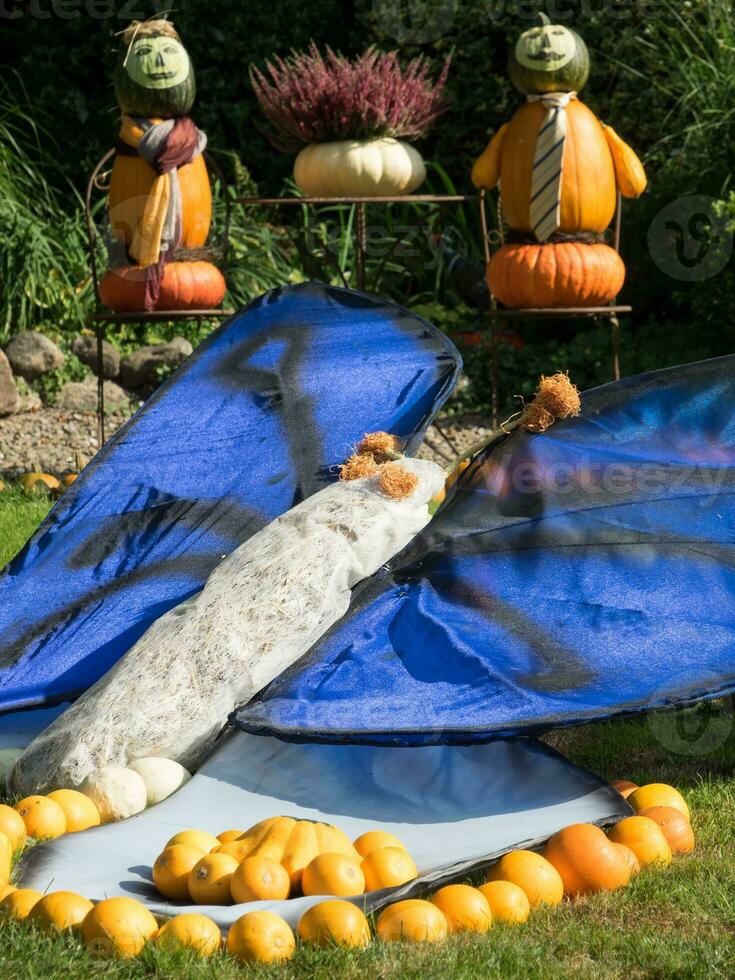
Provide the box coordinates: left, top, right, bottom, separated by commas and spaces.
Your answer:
71, 334, 121, 379
0, 351, 19, 417
17, 390, 43, 413
119, 336, 193, 389
56, 377, 128, 414
4, 331, 65, 381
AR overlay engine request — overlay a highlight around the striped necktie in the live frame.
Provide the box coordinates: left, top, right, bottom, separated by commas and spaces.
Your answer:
528, 92, 577, 243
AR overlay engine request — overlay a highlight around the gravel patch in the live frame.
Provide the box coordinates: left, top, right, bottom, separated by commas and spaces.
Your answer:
0, 402, 494, 480
0, 407, 134, 478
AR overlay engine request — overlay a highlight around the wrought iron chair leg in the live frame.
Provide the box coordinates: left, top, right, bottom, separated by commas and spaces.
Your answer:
96, 324, 105, 448
610, 313, 621, 382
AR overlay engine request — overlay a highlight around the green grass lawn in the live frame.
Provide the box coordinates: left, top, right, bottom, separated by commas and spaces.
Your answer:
0, 493, 733, 979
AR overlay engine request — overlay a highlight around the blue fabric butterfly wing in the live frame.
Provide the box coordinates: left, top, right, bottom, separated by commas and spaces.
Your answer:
235, 354, 735, 743
0, 283, 460, 714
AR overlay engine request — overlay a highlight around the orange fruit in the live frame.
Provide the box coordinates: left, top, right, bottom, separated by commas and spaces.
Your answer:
0, 832, 11, 883
353, 830, 407, 858
431, 884, 492, 934
155, 913, 221, 957
361, 846, 417, 892
478, 881, 530, 924
82, 896, 158, 959
15, 795, 67, 839
188, 852, 239, 905
153, 844, 204, 901
486, 851, 563, 908
230, 856, 291, 904
0, 883, 15, 901
297, 899, 371, 947
627, 784, 690, 822
28, 891, 93, 932
376, 899, 448, 943
226, 910, 295, 963
1, 888, 43, 920
0, 804, 27, 850
302, 853, 366, 897
47, 790, 100, 833
612, 843, 641, 876
216, 829, 244, 845
165, 829, 219, 853
639, 806, 695, 855
608, 816, 672, 868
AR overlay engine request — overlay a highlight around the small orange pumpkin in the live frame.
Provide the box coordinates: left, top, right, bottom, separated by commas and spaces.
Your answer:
638, 806, 695, 855
430, 884, 492, 934
610, 780, 638, 799
612, 842, 641, 876
99, 261, 226, 313
297, 900, 371, 948
627, 784, 690, 823
542, 823, 631, 897
302, 853, 365, 897
486, 850, 563, 908
608, 816, 672, 868
488, 242, 625, 309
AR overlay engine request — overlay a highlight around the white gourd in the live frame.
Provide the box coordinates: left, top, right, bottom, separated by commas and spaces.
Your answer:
81, 766, 147, 823
11, 458, 444, 797
128, 757, 191, 806
294, 138, 426, 196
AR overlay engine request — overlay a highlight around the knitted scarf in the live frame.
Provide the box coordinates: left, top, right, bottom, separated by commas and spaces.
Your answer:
116, 115, 207, 310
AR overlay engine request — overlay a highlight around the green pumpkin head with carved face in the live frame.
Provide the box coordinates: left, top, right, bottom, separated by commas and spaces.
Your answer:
114, 20, 196, 118
508, 13, 590, 95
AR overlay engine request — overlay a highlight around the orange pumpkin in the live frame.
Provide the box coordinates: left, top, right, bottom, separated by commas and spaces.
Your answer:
608, 816, 672, 868
474, 101, 616, 235
234, 816, 360, 891
610, 780, 638, 799
638, 806, 695, 855
376, 899, 448, 943
108, 150, 211, 252
153, 844, 204, 900
627, 784, 690, 823
302, 853, 365, 897
477, 881, 530, 924
99, 260, 226, 313
612, 843, 640, 877
488, 242, 625, 309
430, 884, 492, 934
297, 900, 371, 948
542, 823, 631, 897
486, 850, 563, 908
361, 846, 418, 892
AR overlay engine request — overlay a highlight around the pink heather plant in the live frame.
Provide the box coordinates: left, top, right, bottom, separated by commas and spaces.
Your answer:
250, 44, 451, 152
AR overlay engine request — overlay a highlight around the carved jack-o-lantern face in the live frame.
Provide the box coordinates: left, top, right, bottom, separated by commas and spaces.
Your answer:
514, 24, 577, 72
508, 18, 590, 95
125, 36, 191, 90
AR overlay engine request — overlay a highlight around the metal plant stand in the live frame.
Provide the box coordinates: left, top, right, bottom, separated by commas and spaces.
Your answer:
475, 192, 630, 427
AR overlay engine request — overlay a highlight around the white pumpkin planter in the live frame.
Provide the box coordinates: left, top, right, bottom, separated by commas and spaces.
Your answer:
293, 137, 426, 197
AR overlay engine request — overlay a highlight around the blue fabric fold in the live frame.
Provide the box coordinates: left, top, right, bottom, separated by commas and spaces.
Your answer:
0, 283, 460, 714
235, 354, 735, 743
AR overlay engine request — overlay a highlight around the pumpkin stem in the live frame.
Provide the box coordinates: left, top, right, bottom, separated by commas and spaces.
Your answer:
534, 12, 552, 27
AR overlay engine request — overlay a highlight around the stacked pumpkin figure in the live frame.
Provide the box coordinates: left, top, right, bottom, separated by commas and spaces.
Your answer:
472, 14, 647, 309
99, 20, 226, 313
0, 779, 695, 962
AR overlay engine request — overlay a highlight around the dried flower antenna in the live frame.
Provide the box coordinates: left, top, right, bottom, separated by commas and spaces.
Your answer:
356, 431, 402, 462
339, 453, 379, 481
520, 373, 581, 433
378, 462, 419, 500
